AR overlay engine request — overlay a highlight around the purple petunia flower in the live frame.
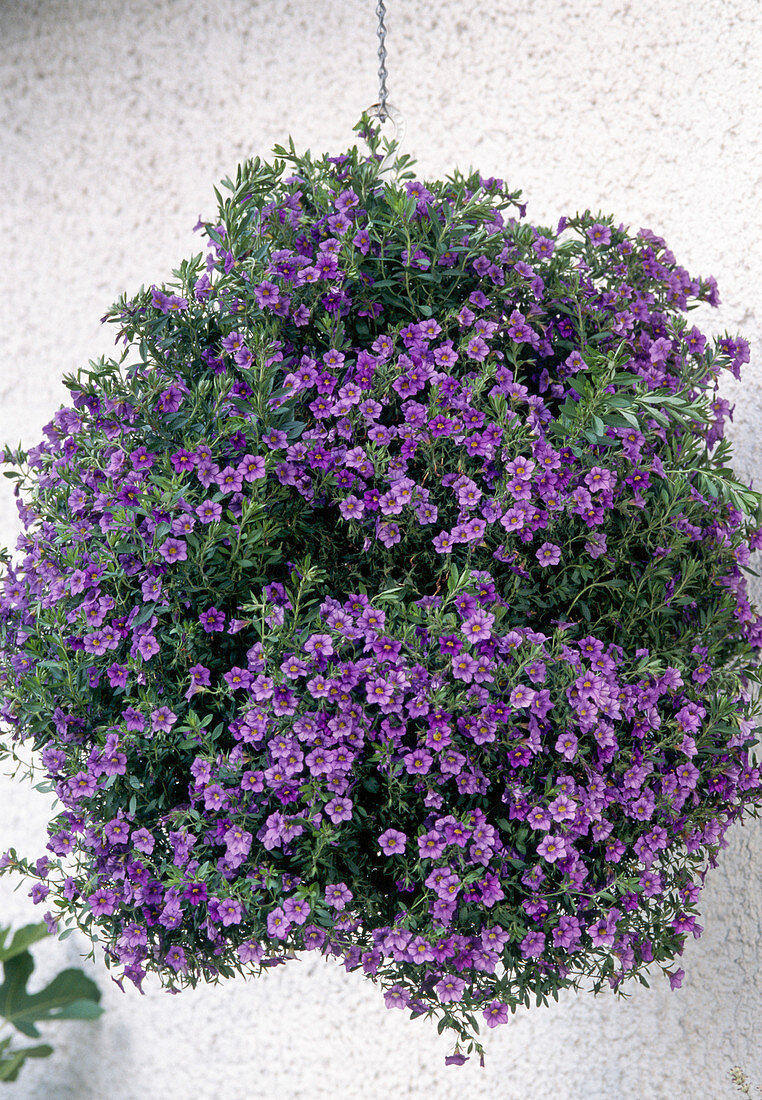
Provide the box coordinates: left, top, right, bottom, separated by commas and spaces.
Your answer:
378, 829, 406, 856
151, 706, 177, 734
122, 706, 146, 732
461, 609, 494, 643
667, 968, 685, 990
384, 985, 411, 1009
266, 906, 292, 939
136, 634, 160, 661
325, 882, 353, 910
436, 975, 465, 1003
339, 495, 364, 520
196, 499, 223, 524
520, 930, 546, 959
218, 898, 243, 926
132, 828, 155, 854
537, 834, 567, 863
216, 466, 244, 494
587, 222, 612, 246
483, 1001, 510, 1028
238, 453, 266, 481
165, 945, 188, 973
199, 607, 225, 632
325, 797, 353, 823
536, 541, 561, 566
304, 633, 334, 658
88, 887, 118, 917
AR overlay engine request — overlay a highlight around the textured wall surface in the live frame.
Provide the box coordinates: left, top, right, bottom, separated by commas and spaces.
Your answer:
1, 2, 761, 1097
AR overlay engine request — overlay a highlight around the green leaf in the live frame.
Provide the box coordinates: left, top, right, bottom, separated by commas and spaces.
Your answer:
0, 951, 103, 1039
0, 1037, 54, 1082
0, 923, 50, 963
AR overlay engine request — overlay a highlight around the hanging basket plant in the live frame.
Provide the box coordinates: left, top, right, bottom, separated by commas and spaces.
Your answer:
1, 118, 761, 1062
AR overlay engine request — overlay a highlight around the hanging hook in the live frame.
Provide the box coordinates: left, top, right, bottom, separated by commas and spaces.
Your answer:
365, 102, 406, 175
360, 1, 404, 176
376, 0, 389, 121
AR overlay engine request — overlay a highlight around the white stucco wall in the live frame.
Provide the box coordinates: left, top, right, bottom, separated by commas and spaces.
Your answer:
1, 1, 761, 1096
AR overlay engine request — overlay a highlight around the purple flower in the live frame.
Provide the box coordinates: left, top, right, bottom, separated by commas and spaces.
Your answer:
444, 1053, 469, 1067
461, 609, 494, 643
262, 428, 288, 450
552, 914, 582, 951
509, 684, 536, 708
266, 906, 292, 939
136, 634, 160, 661
527, 806, 551, 831
170, 449, 198, 474
537, 834, 567, 863
548, 795, 577, 822
483, 1001, 510, 1028
238, 454, 266, 482
436, 975, 465, 1003
88, 887, 118, 917
106, 663, 129, 689
30, 882, 49, 904
255, 281, 281, 308
376, 521, 401, 547
133, 828, 155, 854
218, 898, 243, 926
304, 633, 334, 658
520, 930, 546, 959
123, 706, 146, 732
237, 940, 264, 964
432, 531, 455, 554
151, 706, 177, 734
466, 336, 489, 361
60, 774, 93, 800
587, 222, 612, 245
156, 385, 184, 413
199, 607, 225, 632
366, 677, 394, 706
384, 984, 411, 1009
339, 495, 364, 520
536, 541, 561, 566
196, 499, 223, 524
130, 446, 154, 471
639, 871, 663, 898
325, 882, 353, 910
104, 817, 130, 845
141, 576, 163, 602
325, 797, 353, 823
182, 881, 208, 906
667, 967, 685, 990
403, 748, 433, 776
555, 731, 578, 760
283, 897, 311, 925
165, 945, 188, 973
378, 829, 407, 856
186, 663, 211, 699
216, 466, 244, 494
224, 666, 251, 691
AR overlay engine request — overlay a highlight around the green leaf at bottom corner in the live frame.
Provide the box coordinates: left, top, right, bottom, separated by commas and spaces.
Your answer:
0, 1039, 54, 1082
0, 954, 103, 1038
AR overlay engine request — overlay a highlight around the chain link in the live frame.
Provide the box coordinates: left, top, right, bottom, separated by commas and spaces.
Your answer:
376, 0, 389, 121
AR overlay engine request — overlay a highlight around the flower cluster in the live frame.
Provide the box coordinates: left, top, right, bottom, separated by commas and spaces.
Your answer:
1, 119, 761, 1062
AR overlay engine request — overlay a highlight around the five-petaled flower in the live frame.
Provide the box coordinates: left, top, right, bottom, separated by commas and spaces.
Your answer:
378, 829, 407, 856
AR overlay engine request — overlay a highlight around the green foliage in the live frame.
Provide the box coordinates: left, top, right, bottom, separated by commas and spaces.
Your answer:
0, 922, 103, 1083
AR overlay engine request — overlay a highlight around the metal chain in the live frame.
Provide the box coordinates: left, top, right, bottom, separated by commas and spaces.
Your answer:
376, 0, 389, 121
